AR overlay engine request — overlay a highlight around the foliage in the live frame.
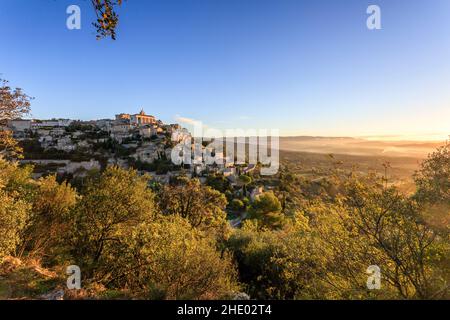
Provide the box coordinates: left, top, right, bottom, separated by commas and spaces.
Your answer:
304, 180, 449, 299
414, 140, 450, 204
0, 79, 32, 124
229, 199, 245, 212
157, 177, 229, 237
248, 191, 285, 230
19, 176, 78, 263
71, 166, 156, 278
103, 216, 240, 299
0, 131, 23, 160
206, 174, 231, 193
226, 217, 330, 299
0, 158, 33, 260
0, 78, 33, 158
238, 174, 252, 195
0, 134, 448, 300
91, 0, 123, 40
0, 190, 30, 260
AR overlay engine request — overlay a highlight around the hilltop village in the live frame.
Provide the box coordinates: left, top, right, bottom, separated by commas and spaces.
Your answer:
5, 110, 265, 207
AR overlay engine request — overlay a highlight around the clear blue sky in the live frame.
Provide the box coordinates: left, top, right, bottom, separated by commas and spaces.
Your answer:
1, 0, 449, 138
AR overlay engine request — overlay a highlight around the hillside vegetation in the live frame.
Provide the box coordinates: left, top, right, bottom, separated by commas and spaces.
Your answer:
0, 141, 448, 299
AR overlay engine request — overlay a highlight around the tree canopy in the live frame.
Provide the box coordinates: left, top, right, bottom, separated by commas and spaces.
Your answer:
0, 78, 33, 158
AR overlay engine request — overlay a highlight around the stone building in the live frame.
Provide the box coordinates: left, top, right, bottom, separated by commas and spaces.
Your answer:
130, 109, 156, 126
8, 119, 32, 132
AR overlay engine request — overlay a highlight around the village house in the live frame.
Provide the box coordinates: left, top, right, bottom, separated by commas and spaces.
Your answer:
49, 127, 66, 137
115, 113, 131, 121
139, 125, 157, 138
31, 119, 73, 129
36, 128, 51, 136
171, 128, 191, 142
55, 136, 75, 152
38, 135, 54, 148
58, 159, 101, 177
110, 120, 132, 142
8, 119, 32, 132
243, 164, 256, 174
133, 142, 165, 163
71, 131, 84, 139
76, 140, 91, 149
130, 109, 156, 126
96, 119, 113, 131
250, 186, 265, 201
193, 163, 207, 176
223, 167, 236, 177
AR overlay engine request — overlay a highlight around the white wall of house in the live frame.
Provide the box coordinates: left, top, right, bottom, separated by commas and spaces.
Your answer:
9, 119, 32, 131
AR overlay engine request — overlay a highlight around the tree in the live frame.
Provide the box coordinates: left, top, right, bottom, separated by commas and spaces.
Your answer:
248, 191, 284, 229
307, 179, 449, 299
414, 140, 450, 204
157, 177, 228, 235
104, 216, 240, 299
0, 190, 30, 261
206, 174, 231, 193
91, 0, 123, 40
238, 175, 252, 196
0, 158, 32, 260
0, 157, 35, 202
229, 199, 244, 212
19, 175, 78, 262
0, 79, 31, 122
72, 166, 156, 279
226, 217, 330, 299
0, 78, 33, 159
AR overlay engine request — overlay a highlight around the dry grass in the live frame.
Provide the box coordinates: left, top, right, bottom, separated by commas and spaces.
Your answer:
0, 256, 62, 300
